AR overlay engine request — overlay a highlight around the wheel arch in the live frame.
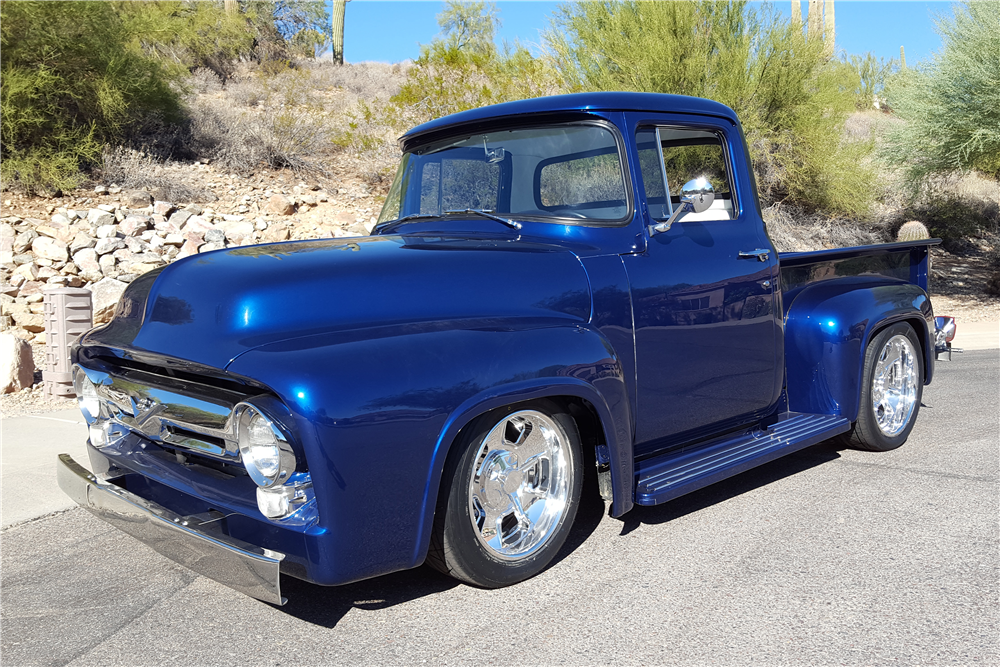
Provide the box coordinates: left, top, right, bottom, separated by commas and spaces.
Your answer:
412, 377, 631, 568
784, 278, 934, 422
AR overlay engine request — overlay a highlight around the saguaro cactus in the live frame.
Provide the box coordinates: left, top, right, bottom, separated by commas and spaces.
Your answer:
824, 0, 835, 56
808, 0, 822, 40
331, 0, 348, 65
791, 1, 802, 28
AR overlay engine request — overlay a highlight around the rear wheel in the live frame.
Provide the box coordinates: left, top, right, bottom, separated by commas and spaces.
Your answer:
843, 323, 923, 452
427, 402, 583, 588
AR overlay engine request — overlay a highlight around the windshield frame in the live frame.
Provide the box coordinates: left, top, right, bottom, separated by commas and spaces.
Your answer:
376, 119, 635, 231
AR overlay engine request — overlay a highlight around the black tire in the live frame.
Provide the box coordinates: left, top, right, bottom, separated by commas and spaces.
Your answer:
426, 401, 583, 588
842, 322, 923, 452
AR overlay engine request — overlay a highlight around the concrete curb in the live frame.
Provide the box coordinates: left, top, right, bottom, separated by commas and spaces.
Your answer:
1, 409, 89, 529
952, 321, 999, 351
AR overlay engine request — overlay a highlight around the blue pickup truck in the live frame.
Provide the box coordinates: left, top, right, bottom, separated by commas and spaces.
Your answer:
59, 93, 949, 605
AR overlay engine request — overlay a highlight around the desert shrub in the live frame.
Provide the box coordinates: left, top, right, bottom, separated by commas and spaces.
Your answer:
883, 1, 1000, 187
100, 146, 211, 203
189, 99, 331, 174
120, 1, 329, 81
1, 1, 182, 193
117, 1, 257, 82
903, 182, 1000, 252
390, 1, 565, 124
547, 1, 875, 217
190, 68, 225, 95
845, 52, 897, 111
764, 203, 889, 253
304, 61, 411, 101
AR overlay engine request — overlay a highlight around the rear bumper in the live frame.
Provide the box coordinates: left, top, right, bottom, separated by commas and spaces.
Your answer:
57, 453, 286, 605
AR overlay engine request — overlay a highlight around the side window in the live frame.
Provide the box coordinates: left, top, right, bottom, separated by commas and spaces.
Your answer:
636, 127, 735, 222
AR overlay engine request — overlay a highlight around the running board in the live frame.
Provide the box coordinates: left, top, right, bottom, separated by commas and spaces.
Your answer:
634, 412, 850, 506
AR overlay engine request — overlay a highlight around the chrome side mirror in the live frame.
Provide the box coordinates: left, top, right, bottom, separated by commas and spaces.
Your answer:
649, 178, 715, 236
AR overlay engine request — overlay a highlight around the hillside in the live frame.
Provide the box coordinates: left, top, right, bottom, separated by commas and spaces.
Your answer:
2, 61, 997, 412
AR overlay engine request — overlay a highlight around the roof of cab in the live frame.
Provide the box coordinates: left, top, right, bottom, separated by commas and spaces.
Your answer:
400, 92, 739, 148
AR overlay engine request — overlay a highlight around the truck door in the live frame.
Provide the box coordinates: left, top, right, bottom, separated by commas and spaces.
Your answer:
623, 120, 782, 456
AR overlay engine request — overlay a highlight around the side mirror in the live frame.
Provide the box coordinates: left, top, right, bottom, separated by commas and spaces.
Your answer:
681, 177, 715, 213
648, 177, 715, 236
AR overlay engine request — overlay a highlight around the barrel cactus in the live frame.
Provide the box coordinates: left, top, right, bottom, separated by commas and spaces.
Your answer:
897, 220, 930, 242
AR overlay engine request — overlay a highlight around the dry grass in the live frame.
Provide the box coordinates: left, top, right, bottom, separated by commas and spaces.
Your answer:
303, 59, 411, 101
764, 203, 890, 252
100, 146, 212, 202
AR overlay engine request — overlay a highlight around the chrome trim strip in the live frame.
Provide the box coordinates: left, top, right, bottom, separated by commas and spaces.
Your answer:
57, 453, 286, 605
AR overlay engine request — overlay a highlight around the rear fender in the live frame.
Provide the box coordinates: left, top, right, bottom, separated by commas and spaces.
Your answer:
784, 277, 933, 421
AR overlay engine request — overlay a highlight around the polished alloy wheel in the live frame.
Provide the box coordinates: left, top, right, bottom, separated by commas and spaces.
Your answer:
872, 334, 919, 437
467, 410, 572, 560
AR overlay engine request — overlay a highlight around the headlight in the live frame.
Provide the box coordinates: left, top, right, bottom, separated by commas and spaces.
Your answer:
73, 366, 102, 423
236, 403, 295, 488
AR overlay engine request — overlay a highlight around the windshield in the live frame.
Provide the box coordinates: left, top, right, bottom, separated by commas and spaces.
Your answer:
378, 124, 630, 226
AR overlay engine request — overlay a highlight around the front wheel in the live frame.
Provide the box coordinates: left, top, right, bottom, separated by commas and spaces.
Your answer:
427, 403, 583, 588
843, 322, 923, 452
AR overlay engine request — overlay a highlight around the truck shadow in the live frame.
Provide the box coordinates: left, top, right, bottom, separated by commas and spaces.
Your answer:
278, 441, 844, 628
615, 440, 845, 535
280, 564, 459, 628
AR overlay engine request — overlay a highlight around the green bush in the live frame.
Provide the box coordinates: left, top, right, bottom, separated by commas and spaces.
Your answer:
390, 1, 564, 124
546, 1, 875, 216
883, 1, 1000, 186
1, 1, 182, 192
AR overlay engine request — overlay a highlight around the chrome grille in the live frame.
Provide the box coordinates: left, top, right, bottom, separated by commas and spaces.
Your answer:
81, 364, 249, 461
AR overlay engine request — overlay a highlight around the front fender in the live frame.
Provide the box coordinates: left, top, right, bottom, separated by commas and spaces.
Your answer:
784, 277, 934, 421
225, 321, 631, 585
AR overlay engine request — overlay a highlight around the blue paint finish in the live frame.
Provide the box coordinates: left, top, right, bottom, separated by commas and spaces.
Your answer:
784, 277, 934, 420
67, 93, 942, 593
80, 235, 593, 370
226, 323, 628, 583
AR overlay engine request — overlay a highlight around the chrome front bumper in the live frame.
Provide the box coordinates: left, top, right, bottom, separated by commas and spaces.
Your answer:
57, 454, 286, 605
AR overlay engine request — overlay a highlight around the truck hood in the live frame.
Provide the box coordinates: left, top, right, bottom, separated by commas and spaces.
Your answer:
81, 234, 593, 370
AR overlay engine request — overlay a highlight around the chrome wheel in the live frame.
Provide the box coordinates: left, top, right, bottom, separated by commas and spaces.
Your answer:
468, 410, 573, 560
872, 334, 919, 437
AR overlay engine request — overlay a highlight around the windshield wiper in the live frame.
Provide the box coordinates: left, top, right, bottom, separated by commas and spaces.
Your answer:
389, 213, 440, 225
444, 209, 522, 231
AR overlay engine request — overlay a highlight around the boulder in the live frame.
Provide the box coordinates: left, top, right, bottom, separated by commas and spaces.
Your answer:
87, 209, 114, 227
176, 239, 200, 260
0, 333, 34, 393
169, 209, 193, 227
266, 195, 295, 216
182, 215, 214, 234
69, 232, 96, 254
90, 278, 128, 323
96, 224, 119, 239
94, 238, 125, 255
261, 225, 290, 243
153, 201, 175, 217
125, 190, 153, 208
120, 215, 150, 237
8, 303, 44, 333
31, 236, 69, 262
73, 248, 101, 275
204, 228, 226, 244
13, 230, 37, 253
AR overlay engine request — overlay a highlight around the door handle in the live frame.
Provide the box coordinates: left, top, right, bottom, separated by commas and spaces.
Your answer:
739, 249, 770, 262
